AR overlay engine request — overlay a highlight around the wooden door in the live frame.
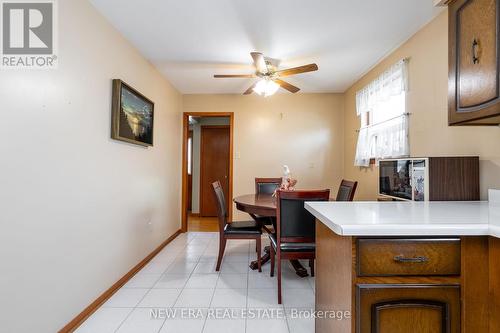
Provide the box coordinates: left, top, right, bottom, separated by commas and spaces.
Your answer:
357, 285, 460, 333
449, 0, 500, 125
200, 126, 230, 217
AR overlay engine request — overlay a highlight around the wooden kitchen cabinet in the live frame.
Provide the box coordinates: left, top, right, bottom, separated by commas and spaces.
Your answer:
357, 285, 460, 333
448, 0, 500, 125
315, 221, 492, 333
490, 237, 500, 332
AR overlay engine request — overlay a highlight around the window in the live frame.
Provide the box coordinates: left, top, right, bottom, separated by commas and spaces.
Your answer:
354, 59, 410, 167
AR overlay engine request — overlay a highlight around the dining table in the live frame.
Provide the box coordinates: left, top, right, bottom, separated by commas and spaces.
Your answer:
233, 193, 310, 277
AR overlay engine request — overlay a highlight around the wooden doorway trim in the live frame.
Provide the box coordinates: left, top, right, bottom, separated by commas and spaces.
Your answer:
181, 112, 234, 232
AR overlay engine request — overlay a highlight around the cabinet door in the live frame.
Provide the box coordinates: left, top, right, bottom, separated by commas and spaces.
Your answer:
356, 285, 460, 333
449, 0, 500, 125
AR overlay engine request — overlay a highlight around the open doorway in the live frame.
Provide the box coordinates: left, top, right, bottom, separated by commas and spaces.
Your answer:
182, 112, 234, 232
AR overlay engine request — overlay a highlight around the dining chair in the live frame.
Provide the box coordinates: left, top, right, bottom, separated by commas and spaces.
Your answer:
252, 177, 282, 232
336, 179, 358, 201
269, 189, 330, 304
255, 177, 282, 195
212, 181, 262, 272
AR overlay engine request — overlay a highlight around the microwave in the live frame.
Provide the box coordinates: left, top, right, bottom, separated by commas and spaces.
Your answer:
379, 158, 429, 201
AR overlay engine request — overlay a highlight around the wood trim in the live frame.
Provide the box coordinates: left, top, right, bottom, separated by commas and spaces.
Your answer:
181, 112, 234, 232
58, 229, 182, 333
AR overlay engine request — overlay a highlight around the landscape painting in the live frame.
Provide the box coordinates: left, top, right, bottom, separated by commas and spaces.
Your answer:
111, 79, 154, 146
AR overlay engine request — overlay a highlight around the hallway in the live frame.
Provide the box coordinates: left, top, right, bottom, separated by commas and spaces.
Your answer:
187, 215, 219, 232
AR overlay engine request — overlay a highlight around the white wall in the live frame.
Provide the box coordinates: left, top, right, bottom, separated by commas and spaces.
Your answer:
190, 117, 230, 213
183, 93, 345, 220
0, 0, 182, 332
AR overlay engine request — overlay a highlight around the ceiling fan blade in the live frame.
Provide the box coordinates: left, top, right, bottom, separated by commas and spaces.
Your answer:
276, 63, 318, 77
274, 79, 300, 93
214, 74, 256, 78
250, 52, 268, 74
243, 82, 258, 95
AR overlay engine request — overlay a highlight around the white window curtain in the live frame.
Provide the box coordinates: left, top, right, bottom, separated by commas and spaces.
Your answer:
354, 59, 410, 167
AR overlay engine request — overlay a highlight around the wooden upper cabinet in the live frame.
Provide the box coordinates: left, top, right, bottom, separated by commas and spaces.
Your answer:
449, 0, 500, 125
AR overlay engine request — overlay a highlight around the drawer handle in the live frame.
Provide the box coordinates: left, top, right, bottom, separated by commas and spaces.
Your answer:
393, 255, 429, 263
472, 38, 479, 64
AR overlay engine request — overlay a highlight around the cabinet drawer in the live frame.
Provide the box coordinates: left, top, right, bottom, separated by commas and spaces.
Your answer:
357, 238, 461, 276
356, 284, 460, 333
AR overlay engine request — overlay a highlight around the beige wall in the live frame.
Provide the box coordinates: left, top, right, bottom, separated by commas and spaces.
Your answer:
183, 93, 345, 220
344, 10, 500, 200
0, 0, 182, 332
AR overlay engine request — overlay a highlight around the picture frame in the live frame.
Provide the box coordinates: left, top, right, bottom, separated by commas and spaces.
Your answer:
111, 79, 154, 147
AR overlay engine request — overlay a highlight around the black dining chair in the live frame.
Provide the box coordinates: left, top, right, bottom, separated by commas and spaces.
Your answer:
251, 178, 282, 232
212, 181, 262, 272
255, 177, 282, 195
336, 179, 358, 201
269, 189, 330, 304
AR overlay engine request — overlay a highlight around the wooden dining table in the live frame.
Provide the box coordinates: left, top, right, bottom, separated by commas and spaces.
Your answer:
233, 193, 310, 277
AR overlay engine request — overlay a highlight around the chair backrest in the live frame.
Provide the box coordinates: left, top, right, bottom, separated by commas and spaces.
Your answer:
276, 189, 330, 245
336, 179, 358, 201
255, 177, 282, 195
212, 181, 228, 233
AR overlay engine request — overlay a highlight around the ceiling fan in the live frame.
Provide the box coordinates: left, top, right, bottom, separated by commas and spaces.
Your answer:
213, 52, 319, 96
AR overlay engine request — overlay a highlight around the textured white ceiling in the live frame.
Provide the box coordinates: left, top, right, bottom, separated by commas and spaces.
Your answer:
89, 0, 442, 94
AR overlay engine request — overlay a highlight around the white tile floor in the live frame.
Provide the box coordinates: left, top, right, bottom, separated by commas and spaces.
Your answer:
75, 232, 315, 333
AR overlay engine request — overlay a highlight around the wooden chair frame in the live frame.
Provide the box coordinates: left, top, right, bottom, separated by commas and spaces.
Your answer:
254, 177, 282, 194
270, 189, 330, 304
212, 181, 262, 272
336, 179, 358, 201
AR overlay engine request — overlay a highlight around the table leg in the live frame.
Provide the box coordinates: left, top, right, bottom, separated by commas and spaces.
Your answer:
290, 259, 309, 277
250, 246, 271, 270
249, 247, 309, 278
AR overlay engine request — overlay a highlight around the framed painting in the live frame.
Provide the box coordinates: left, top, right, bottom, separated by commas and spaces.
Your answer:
111, 79, 154, 147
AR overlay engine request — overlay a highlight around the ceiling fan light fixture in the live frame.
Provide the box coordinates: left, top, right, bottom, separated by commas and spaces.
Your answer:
253, 78, 280, 97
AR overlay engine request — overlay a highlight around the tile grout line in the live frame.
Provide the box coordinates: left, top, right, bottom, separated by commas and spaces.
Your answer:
86, 233, 297, 333
245, 237, 252, 333
200, 233, 221, 333
112, 245, 183, 333
156, 238, 195, 333
111, 241, 183, 333
115, 232, 202, 333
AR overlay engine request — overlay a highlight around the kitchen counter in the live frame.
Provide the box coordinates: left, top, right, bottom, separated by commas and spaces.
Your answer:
305, 201, 499, 237
309, 199, 500, 333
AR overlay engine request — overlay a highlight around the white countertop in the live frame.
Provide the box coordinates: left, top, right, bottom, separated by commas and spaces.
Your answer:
305, 201, 500, 237
489, 201, 500, 238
